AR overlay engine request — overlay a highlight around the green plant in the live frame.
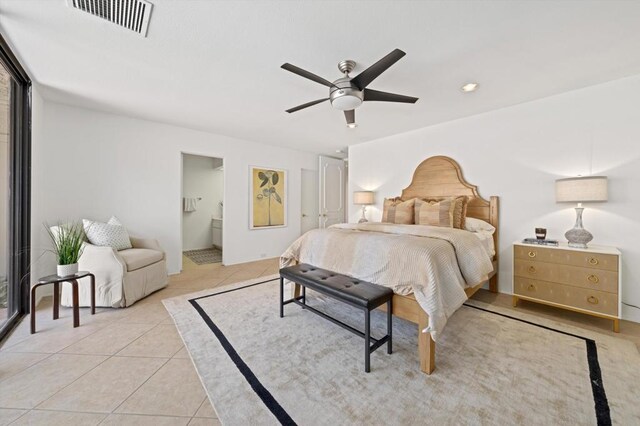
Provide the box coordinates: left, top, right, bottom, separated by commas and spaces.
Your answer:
256, 170, 282, 225
45, 221, 85, 265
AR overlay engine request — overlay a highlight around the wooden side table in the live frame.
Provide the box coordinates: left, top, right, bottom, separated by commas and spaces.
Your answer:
31, 271, 96, 334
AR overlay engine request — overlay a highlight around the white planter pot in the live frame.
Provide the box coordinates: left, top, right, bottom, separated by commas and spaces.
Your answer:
57, 263, 78, 277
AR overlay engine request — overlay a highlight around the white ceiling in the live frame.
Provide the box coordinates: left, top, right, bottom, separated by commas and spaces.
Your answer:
2, 1, 640, 155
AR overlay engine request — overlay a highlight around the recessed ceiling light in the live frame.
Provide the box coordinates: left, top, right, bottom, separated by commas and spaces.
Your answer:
335, 149, 344, 153
461, 82, 479, 92
347, 123, 358, 129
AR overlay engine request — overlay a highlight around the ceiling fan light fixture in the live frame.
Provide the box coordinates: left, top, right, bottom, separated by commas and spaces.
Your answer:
331, 95, 363, 111
461, 82, 479, 92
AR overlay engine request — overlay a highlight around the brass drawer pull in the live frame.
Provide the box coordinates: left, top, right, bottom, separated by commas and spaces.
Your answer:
588, 274, 600, 284
587, 296, 599, 305
588, 257, 599, 265
528, 266, 536, 274
528, 251, 536, 258
527, 284, 536, 291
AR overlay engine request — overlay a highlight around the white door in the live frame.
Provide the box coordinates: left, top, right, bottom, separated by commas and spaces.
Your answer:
300, 168, 319, 235
319, 156, 346, 228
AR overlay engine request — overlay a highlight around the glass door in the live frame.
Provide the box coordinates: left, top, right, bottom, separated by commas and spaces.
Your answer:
0, 34, 31, 340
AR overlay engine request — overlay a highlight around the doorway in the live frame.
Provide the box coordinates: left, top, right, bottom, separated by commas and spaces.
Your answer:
181, 154, 224, 268
319, 156, 346, 228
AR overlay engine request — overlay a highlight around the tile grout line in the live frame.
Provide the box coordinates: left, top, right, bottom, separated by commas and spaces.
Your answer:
108, 356, 172, 416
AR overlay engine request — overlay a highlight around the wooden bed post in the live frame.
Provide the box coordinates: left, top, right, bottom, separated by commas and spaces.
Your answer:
418, 309, 435, 374
489, 195, 499, 293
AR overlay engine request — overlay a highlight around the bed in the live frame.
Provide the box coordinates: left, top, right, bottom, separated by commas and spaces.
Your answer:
281, 156, 499, 374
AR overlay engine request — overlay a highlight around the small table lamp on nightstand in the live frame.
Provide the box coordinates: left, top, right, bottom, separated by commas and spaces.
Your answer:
555, 176, 608, 248
353, 191, 375, 223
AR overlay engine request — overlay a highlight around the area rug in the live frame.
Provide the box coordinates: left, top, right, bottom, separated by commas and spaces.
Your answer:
163, 276, 640, 425
183, 247, 222, 265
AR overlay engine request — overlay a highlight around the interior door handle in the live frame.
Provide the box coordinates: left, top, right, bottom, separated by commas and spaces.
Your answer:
302, 214, 307, 217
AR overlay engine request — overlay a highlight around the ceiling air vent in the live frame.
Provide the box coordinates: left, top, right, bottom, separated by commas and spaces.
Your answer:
67, 0, 153, 37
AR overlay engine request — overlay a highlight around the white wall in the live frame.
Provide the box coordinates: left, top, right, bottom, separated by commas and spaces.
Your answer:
182, 154, 224, 251
30, 101, 317, 277
348, 74, 640, 323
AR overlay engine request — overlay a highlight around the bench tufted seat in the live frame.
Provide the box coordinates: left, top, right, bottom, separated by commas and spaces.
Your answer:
279, 263, 393, 309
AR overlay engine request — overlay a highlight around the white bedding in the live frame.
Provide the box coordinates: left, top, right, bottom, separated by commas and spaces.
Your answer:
280, 222, 495, 340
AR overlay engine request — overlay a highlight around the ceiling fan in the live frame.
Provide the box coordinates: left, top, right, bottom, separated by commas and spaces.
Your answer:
281, 48, 419, 127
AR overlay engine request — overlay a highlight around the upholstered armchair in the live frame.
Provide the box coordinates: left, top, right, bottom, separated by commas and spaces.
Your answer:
61, 236, 168, 308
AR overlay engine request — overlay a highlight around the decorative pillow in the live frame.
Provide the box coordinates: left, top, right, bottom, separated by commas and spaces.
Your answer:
417, 196, 468, 229
83, 216, 132, 251
451, 196, 469, 229
382, 198, 415, 224
414, 199, 455, 227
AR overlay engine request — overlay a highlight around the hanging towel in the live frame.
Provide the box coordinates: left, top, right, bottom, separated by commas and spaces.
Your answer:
183, 197, 198, 212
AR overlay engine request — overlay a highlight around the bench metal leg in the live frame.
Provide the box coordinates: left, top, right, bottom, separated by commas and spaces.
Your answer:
365, 309, 371, 373
387, 299, 393, 354
279, 277, 284, 318
301, 285, 306, 308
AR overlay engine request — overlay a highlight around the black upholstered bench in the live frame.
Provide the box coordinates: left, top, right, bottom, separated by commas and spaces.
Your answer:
279, 263, 393, 372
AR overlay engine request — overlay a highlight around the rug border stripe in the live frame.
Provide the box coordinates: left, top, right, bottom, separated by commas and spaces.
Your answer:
463, 303, 611, 425
186, 281, 611, 426
189, 293, 297, 426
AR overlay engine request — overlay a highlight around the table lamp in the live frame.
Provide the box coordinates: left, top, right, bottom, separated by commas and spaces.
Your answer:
555, 176, 608, 248
353, 191, 375, 223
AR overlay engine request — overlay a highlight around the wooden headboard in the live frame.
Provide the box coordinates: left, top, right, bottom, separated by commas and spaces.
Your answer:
400, 156, 499, 258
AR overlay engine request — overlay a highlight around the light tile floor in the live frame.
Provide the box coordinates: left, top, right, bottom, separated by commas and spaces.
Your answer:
0, 256, 279, 425
1, 256, 638, 426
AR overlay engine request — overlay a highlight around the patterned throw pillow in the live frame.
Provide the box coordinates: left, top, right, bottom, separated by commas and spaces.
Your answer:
382, 198, 415, 224
414, 199, 455, 227
416, 196, 468, 229
83, 216, 132, 251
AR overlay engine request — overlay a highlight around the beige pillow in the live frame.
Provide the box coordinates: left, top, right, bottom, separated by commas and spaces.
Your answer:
451, 196, 469, 229
382, 198, 415, 224
414, 199, 455, 227
417, 196, 469, 229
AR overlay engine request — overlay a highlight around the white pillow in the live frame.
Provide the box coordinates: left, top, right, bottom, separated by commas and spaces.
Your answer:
83, 216, 132, 251
464, 217, 496, 234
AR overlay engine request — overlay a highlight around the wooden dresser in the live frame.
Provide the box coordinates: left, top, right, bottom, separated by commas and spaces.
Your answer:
512, 242, 621, 332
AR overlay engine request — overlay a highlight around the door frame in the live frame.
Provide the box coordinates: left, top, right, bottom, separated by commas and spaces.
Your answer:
0, 33, 32, 341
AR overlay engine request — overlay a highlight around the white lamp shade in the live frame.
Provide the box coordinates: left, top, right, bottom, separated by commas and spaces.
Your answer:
555, 176, 608, 203
353, 191, 375, 205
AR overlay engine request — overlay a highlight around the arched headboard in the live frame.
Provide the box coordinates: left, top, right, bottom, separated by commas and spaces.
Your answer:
400, 156, 499, 258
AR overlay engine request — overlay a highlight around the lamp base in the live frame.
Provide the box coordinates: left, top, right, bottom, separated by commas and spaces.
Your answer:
565, 207, 593, 249
358, 205, 369, 223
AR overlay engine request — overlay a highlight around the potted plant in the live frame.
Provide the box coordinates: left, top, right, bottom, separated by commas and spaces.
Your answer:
45, 221, 85, 277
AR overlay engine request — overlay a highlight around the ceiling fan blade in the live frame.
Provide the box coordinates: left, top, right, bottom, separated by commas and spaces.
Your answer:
281, 63, 335, 88
363, 88, 418, 103
350, 49, 406, 90
344, 109, 355, 124
285, 98, 329, 113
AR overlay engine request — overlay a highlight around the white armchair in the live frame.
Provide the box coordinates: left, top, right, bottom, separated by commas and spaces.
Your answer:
61, 236, 168, 308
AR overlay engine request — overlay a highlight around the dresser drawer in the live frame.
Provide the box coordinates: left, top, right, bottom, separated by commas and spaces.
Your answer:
513, 259, 618, 294
514, 277, 618, 316
514, 245, 618, 272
